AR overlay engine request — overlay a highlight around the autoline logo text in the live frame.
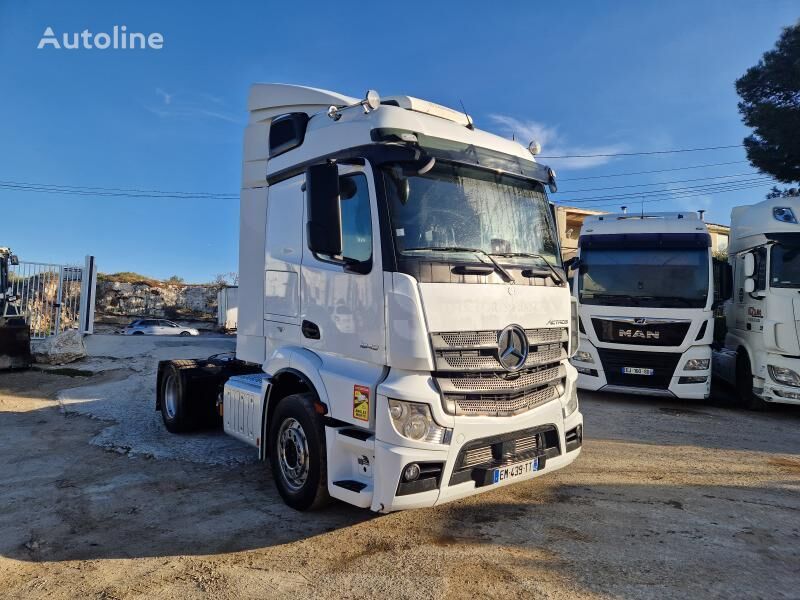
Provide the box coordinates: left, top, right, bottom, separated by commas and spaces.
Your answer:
37, 26, 164, 50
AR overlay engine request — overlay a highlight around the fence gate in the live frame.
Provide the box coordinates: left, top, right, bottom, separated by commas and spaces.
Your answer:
9, 256, 97, 339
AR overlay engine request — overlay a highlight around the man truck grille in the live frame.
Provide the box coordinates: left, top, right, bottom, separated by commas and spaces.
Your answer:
450, 425, 561, 487
592, 318, 691, 347
597, 348, 681, 390
431, 327, 568, 417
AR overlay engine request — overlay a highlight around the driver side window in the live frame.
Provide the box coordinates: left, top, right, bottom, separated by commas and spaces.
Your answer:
339, 174, 372, 264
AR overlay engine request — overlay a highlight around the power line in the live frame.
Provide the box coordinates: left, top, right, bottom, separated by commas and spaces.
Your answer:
0, 180, 238, 200
555, 171, 763, 195
557, 180, 770, 210
559, 160, 749, 181
539, 144, 742, 159
559, 176, 771, 204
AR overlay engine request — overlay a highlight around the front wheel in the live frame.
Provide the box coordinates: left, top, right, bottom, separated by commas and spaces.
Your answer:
268, 393, 330, 510
737, 353, 767, 411
180, 331, 192, 337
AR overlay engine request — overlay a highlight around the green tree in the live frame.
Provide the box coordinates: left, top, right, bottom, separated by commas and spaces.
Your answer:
166, 275, 184, 284
735, 21, 800, 190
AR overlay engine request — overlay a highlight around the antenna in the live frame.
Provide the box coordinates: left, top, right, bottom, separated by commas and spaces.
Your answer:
459, 99, 475, 130
698, 209, 706, 221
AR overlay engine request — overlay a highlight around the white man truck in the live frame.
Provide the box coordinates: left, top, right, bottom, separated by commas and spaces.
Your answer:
568, 212, 715, 399
713, 198, 800, 409
156, 84, 583, 512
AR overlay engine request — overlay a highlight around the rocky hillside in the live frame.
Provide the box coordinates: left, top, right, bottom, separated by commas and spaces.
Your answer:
96, 273, 219, 322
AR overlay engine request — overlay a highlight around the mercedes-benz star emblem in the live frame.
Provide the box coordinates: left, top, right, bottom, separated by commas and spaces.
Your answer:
497, 325, 529, 372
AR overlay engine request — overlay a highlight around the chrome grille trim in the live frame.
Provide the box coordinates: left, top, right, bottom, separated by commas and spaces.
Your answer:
444, 383, 561, 417
437, 364, 565, 395
434, 344, 567, 373
460, 434, 541, 469
431, 327, 568, 350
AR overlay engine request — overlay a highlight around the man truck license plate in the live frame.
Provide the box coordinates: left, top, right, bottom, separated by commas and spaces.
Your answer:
622, 367, 654, 375
492, 457, 539, 484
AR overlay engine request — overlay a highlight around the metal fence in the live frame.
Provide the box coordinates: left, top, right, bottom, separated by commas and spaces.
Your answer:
9, 257, 96, 339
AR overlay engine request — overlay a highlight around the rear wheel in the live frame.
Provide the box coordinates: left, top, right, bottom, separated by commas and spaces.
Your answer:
268, 393, 330, 510
737, 352, 767, 410
159, 360, 201, 432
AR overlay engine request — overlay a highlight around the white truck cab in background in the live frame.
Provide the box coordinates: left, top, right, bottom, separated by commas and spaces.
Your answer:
569, 212, 714, 399
157, 84, 583, 512
713, 198, 800, 408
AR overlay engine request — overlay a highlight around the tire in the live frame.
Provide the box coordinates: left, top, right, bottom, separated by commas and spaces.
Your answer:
159, 360, 201, 433
737, 352, 767, 411
268, 393, 331, 511
132, 331, 144, 336
180, 331, 192, 337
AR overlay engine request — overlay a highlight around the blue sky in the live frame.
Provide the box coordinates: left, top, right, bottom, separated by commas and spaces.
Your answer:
0, 1, 797, 282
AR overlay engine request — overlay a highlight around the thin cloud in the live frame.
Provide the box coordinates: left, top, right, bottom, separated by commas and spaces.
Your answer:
146, 89, 240, 124
489, 114, 628, 171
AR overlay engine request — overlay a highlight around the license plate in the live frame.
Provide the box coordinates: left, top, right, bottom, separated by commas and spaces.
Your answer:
622, 367, 654, 375
492, 457, 539, 484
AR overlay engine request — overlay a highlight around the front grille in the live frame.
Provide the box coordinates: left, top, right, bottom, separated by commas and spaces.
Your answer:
431, 326, 568, 417
592, 318, 691, 347
446, 384, 560, 417
450, 425, 561, 487
597, 348, 681, 390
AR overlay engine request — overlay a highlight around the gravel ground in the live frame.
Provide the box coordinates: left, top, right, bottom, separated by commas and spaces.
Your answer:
0, 336, 798, 599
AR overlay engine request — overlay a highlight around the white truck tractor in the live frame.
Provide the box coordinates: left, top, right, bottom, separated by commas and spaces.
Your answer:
156, 84, 583, 512
568, 212, 715, 399
713, 198, 800, 409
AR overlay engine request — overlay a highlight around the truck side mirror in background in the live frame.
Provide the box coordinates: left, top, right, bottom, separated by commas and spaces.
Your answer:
563, 256, 580, 272
744, 278, 756, 293
306, 162, 342, 256
9, 255, 18, 266
743, 252, 755, 277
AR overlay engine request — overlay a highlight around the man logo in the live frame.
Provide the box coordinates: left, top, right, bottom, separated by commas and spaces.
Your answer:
618, 329, 660, 340
497, 325, 529, 371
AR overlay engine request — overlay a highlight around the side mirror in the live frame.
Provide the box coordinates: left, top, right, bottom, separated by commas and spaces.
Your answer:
721, 263, 733, 301
9, 255, 18, 266
563, 256, 580, 272
744, 278, 755, 293
743, 252, 755, 277
306, 163, 342, 256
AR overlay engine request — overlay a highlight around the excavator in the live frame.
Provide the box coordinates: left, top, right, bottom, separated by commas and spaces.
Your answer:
0, 247, 31, 370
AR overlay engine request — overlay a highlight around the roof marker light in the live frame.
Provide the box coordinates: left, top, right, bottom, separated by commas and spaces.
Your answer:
528, 140, 542, 156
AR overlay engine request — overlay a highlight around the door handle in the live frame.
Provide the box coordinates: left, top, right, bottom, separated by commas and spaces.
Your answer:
302, 320, 320, 339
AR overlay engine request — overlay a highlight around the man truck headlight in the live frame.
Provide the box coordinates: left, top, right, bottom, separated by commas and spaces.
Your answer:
388, 399, 452, 444
768, 365, 800, 388
684, 358, 710, 371
573, 350, 594, 364
569, 297, 579, 357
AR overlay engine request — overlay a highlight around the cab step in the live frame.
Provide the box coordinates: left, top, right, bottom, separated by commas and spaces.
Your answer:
333, 480, 367, 493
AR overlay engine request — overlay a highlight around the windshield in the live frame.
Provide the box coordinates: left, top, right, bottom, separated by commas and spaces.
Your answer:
579, 248, 710, 308
770, 243, 800, 288
382, 162, 559, 266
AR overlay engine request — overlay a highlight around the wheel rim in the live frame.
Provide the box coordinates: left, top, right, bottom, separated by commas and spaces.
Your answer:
164, 373, 178, 420
277, 417, 310, 492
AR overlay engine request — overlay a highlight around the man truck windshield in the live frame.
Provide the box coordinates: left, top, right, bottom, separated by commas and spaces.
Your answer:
770, 242, 800, 288
579, 248, 709, 308
383, 162, 559, 267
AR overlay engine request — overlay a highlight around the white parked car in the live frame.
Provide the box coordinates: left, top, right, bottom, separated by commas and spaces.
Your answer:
123, 319, 199, 337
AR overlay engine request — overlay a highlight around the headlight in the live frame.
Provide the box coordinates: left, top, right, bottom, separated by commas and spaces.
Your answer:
684, 358, 710, 371
573, 350, 594, 364
562, 387, 579, 418
569, 297, 579, 357
388, 399, 452, 444
768, 365, 800, 387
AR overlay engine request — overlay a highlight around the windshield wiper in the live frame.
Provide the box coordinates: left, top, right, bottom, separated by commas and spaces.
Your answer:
490, 252, 565, 285
403, 246, 514, 283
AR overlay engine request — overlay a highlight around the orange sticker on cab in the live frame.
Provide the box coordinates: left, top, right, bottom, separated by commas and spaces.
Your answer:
353, 385, 370, 421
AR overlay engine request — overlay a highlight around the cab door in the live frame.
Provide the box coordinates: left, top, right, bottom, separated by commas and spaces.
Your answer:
300, 163, 386, 425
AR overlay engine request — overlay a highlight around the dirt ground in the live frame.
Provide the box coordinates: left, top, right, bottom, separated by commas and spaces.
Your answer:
1, 339, 799, 599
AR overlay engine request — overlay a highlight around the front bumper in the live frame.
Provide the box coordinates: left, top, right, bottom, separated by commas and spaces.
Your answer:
761, 353, 800, 405
365, 366, 583, 512
572, 339, 711, 400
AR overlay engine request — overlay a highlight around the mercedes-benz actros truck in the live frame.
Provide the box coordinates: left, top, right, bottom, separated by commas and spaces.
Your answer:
156, 84, 583, 512
568, 212, 714, 399
713, 198, 800, 409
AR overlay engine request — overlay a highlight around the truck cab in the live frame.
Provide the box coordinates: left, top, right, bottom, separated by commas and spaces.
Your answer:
713, 199, 800, 407
157, 84, 583, 512
569, 212, 714, 399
